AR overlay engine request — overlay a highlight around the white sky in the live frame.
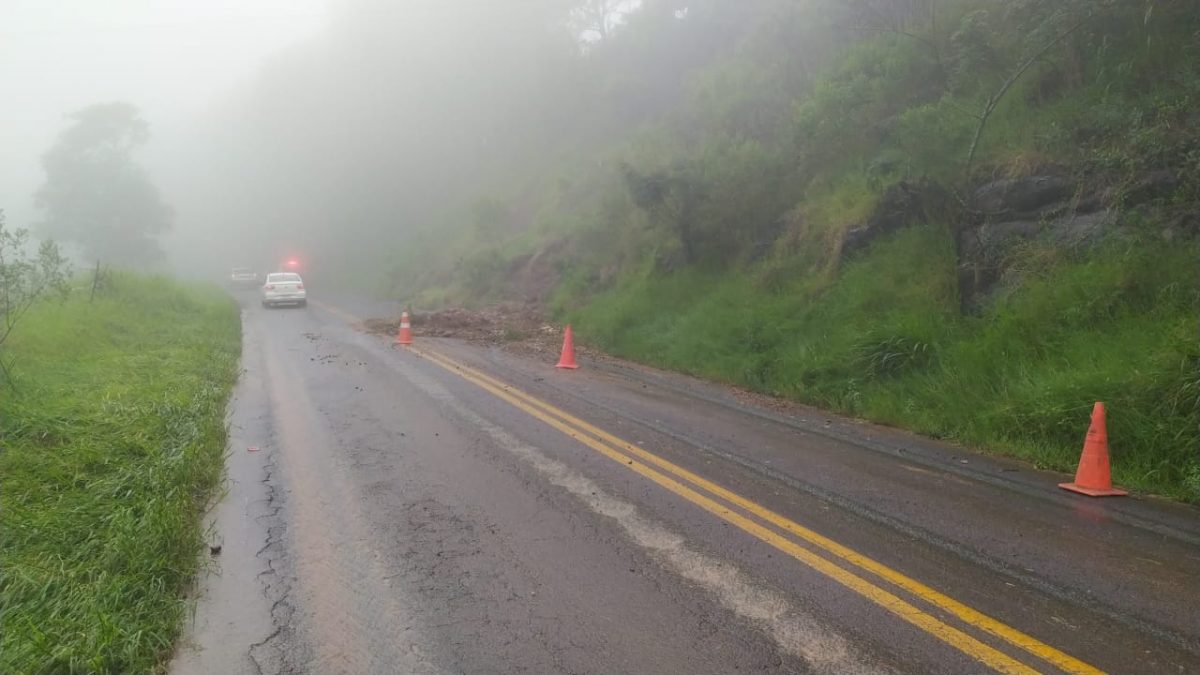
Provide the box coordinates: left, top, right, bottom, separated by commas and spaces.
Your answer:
1, 0, 327, 230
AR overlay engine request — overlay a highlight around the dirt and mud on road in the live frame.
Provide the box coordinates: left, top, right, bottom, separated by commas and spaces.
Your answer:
363, 304, 604, 362
364, 305, 877, 428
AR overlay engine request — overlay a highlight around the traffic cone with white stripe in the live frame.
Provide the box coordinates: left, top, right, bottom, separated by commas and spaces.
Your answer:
395, 311, 413, 346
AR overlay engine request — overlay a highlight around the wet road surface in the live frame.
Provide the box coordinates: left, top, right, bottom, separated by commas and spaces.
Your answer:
171, 295, 1200, 674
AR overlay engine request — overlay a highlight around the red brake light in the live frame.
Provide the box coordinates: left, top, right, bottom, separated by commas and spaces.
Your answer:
297, 284, 304, 289
265, 284, 275, 290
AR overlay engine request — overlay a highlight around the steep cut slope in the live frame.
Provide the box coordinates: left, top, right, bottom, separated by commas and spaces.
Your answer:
390, 1, 1200, 499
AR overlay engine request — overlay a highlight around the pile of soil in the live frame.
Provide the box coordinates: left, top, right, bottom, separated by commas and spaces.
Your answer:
364, 304, 589, 359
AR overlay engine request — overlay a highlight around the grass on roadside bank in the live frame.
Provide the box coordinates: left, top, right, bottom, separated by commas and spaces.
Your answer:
568, 226, 1200, 502
0, 273, 240, 674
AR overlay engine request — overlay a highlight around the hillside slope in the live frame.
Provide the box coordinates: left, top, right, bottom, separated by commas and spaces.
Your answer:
391, 1, 1200, 499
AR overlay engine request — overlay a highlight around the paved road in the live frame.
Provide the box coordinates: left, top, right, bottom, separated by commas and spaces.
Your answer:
172, 294, 1200, 674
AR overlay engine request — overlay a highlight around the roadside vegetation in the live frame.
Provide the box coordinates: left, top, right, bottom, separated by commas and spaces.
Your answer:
384, 1, 1200, 500
570, 227, 1199, 499
205, 1, 1198, 499
0, 273, 240, 673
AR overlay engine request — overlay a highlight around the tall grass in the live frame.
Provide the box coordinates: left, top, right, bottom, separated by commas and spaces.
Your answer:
0, 273, 240, 673
570, 225, 1200, 501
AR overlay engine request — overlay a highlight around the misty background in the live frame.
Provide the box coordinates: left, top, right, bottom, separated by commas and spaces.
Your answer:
3, 0, 323, 263
4, 0, 689, 283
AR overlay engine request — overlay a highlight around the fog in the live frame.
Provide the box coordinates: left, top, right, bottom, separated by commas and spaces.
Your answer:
2, 0, 324, 249
166, 0, 590, 285
4, 0, 765, 287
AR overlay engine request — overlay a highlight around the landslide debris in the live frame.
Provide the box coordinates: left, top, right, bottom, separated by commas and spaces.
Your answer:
363, 304, 596, 360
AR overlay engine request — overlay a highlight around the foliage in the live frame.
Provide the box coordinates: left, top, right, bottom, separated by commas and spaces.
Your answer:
398, 0, 1200, 304
377, 0, 1200, 499
35, 103, 173, 267
569, 226, 1200, 500
854, 333, 937, 378
0, 210, 71, 385
0, 274, 240, 673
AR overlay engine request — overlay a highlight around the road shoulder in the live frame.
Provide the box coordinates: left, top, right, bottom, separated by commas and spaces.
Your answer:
170, 309, 278, 675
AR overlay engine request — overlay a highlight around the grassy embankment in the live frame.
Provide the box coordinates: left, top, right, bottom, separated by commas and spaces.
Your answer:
0, 273, 240, 673
566, 227, 1199, 500
456, 6, 1200, 498
553, 14, 1200, 499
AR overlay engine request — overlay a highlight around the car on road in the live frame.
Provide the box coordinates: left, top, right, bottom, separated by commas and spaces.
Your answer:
261, 272, 307, 308
230, 267, 258, 288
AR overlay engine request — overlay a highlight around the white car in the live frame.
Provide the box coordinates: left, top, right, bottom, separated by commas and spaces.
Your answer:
229, 267, 258, 288
261, 272, 307, 308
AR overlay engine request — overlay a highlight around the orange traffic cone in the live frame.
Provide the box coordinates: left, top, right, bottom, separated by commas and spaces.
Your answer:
1059, 402, 1127, 497
555, 325, 579, 369
395, 311, 413, 346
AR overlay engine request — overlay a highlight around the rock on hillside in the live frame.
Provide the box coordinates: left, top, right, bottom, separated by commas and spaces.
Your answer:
839, 171, 1193, 313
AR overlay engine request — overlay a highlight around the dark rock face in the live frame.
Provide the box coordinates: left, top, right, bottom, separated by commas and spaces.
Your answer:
835, 170, 1189, 315
1122, 170, 1179, 206
972, 175, 1073, 216
956, 173, 1127, 313
1047, 210, 1117, 247
955, 210, 1120, 311
1168, 211, 1200, 236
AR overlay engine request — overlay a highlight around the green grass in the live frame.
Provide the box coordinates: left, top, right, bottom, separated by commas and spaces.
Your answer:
570, 225, 1200, 501
387, 3, 1200, 501
0, 273, 241, 674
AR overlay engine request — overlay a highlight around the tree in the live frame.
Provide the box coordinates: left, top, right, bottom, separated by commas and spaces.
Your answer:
35, 103, 172, 266
570, 0, 642, 43
620, 163, 703, 265
0, 210, 70, 386
571, 0, 614, 41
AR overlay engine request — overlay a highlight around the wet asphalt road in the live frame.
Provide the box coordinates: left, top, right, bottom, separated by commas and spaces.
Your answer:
172, 294, 1200, 674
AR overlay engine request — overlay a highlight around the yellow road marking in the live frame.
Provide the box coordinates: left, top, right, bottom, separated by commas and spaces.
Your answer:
413, 349, 1101, 675
409, 347, 1088, 674
315, 300, 1101, 673
421, 353, 1037, 671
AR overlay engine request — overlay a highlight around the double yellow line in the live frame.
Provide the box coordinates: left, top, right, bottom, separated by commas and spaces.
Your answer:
406, 345, 1102, 675
309, 302, 1099, 673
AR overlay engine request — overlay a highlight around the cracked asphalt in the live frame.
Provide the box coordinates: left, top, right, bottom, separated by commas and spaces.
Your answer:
170, 294, 1200, 674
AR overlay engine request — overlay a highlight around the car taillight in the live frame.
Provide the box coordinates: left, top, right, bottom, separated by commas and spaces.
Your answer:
297, 284, 304, 289
265, 284, 275, 290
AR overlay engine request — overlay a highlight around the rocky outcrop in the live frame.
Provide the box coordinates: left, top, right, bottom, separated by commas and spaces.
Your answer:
971, 175, 1073, 216
835, 170, 1187, 313
841, 181, 950, 257
1120, 170, 1179, 207
956, 169, 1183, 312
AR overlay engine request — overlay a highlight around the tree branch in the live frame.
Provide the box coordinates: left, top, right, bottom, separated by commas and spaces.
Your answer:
966, 17, 1089, 169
